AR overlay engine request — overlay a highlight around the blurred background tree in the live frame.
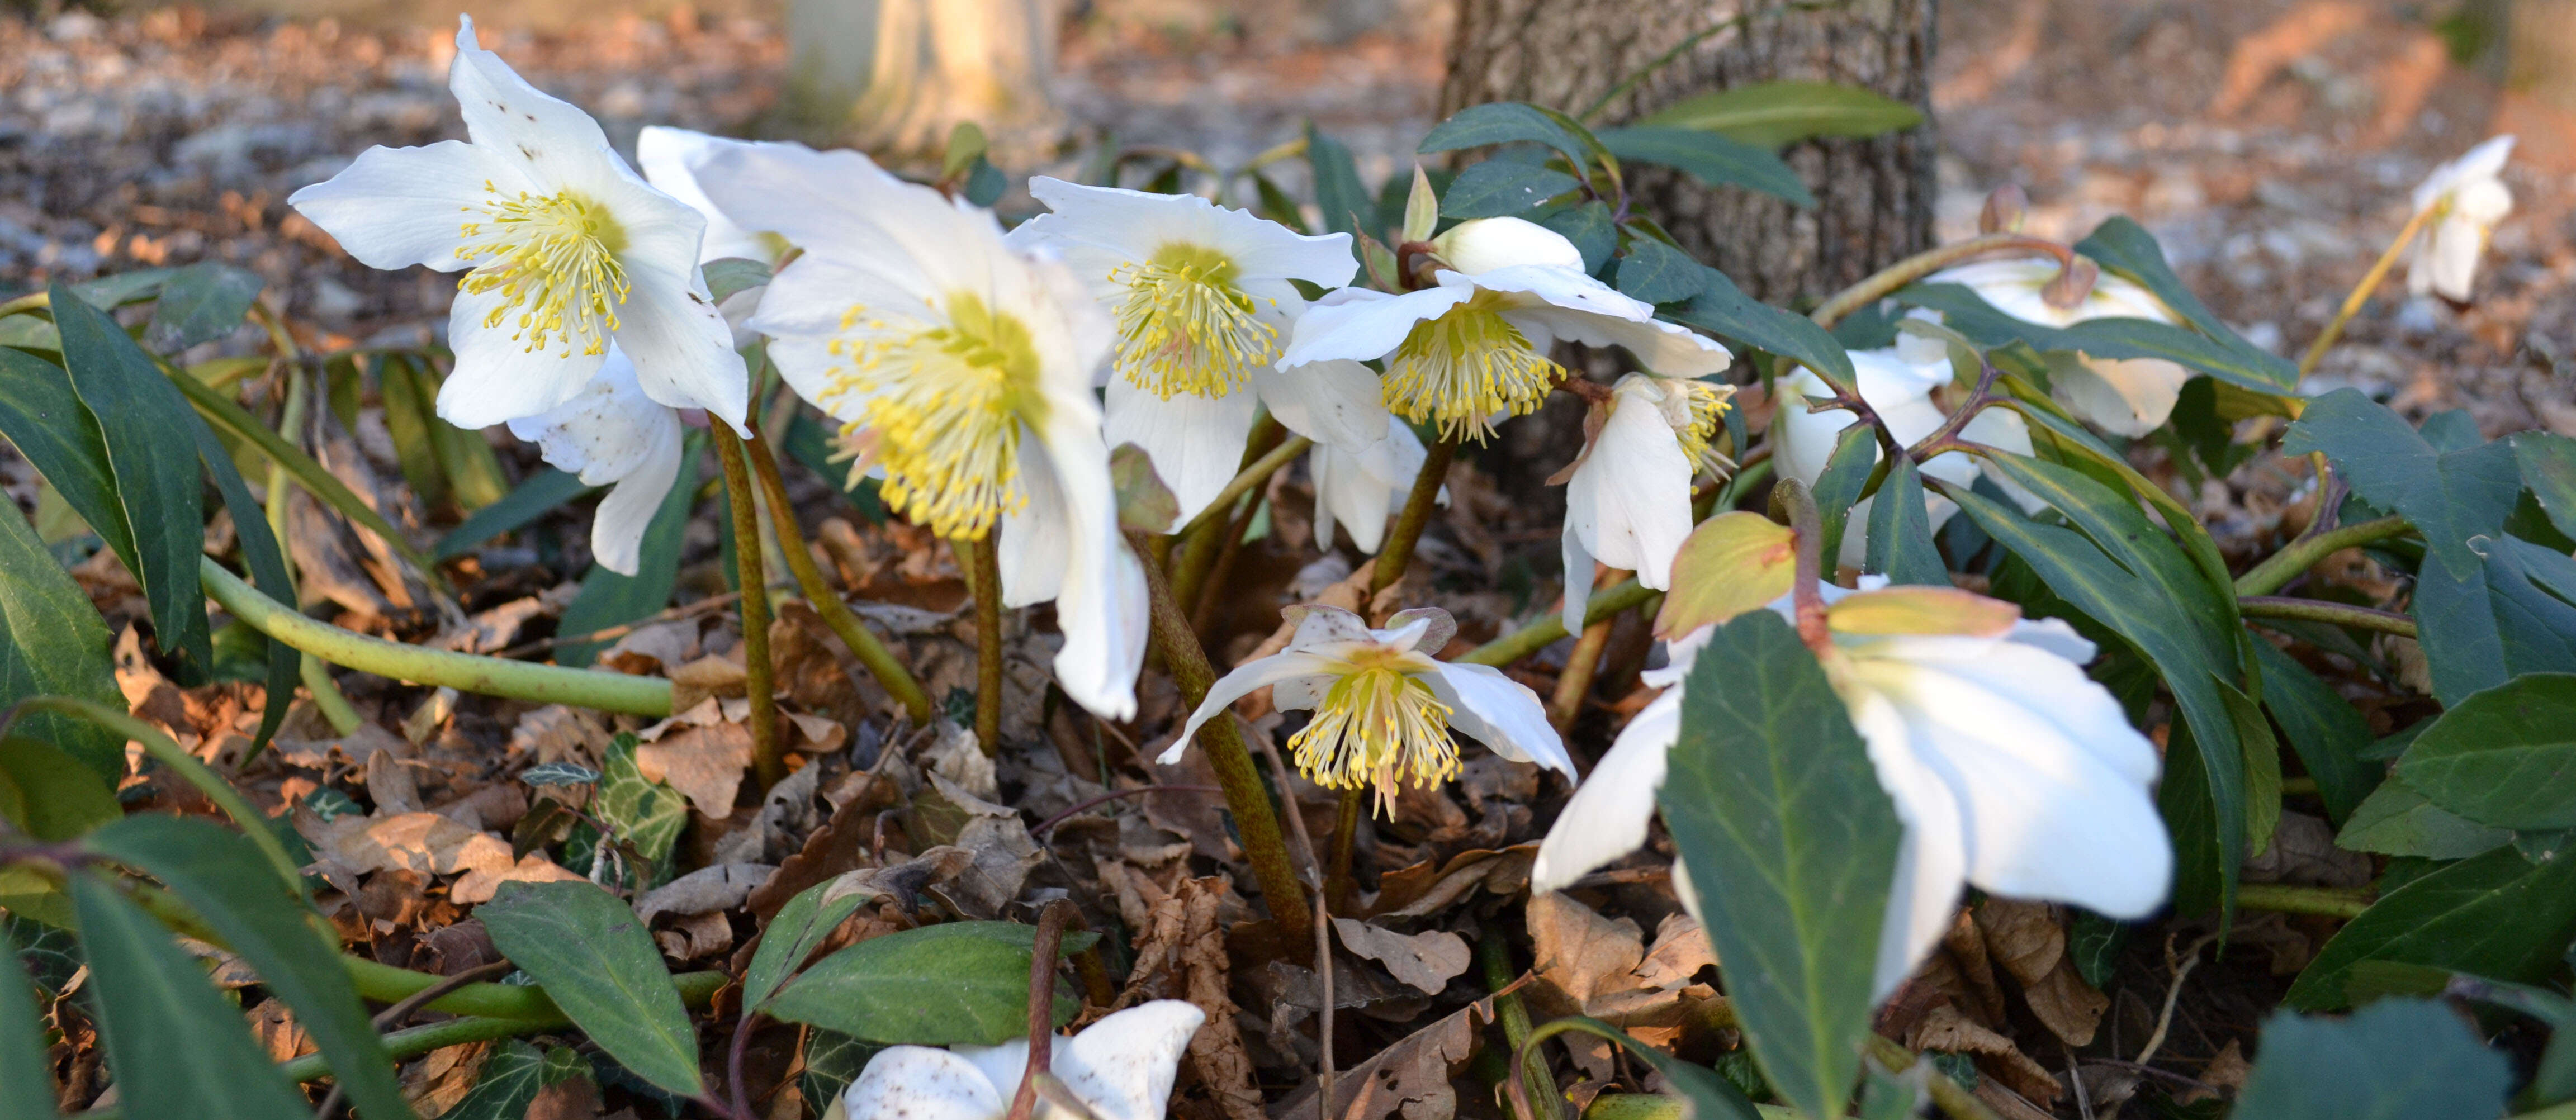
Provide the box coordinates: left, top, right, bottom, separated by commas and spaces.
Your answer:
785, 0, 1063, 161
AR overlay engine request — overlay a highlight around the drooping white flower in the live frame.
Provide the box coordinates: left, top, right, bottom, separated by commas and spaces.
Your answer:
2405, 135, 2515, 302
1158, 605, 1573, 813
288, 16, 745, 432
1770, 336, 2038, 570
836, 1000, 1203, 1120
687, 140, 1148, 720
1005, 179, 1375, 523
1557, 373, 1734, 632
1928, 255, 2186, 436
504, 348, 684, 577
1312, 415, 1434, 555
1532, 580, 2171, 1000
1280, 217, 1730, 444
635, 125, 800, 343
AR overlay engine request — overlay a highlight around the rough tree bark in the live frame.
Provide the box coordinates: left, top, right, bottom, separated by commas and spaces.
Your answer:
1439, 0, 1937, 305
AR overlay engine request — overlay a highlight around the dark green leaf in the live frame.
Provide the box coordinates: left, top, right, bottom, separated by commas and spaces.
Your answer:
0, 924, 54, 1118
1417, 102, 1592, 171
555, 438, 700, 666
1539, 201, 1617, 274
50, 281, 210, 681
591, 734, 687, 869
1305, 122, 1377, 246
2286, 844, 2576, 1009
2234, 998, 2510, 1120
2074, 217, 2299, 386
144, 262, 263, 353
441, 1039, 548, 1120
2516, 431, 2576, 542
0, 737, 120, 839
2336, 775, 2511, 859
2250, 641, 2381, 825
1810, 422, 1877, 572
67, 269, 176, 311
1249, 172, 1311, 234
2284, 390, 2515, 572
0, 313, 59, 352
378, 355, 452, 509
742, 877, 877, 1012
1895, 282, 2295, 393
1595, 126, 1812, 207
1611, 238, 1706, 305
88, 814, 414, 1119
192, 417, 297, 757
479, 879, 705, 1096
2394, 673, 2576, 829
69, 872, 312, 1119
799, 1029, 881, 1110
1863, 454, 1948, 586
1659, 611, 1897, 1120
1438, 160, 1580, 219
1663, 266, 1856, 392
783, 409, 884, 525
964, 157, 1006, 208
1635, 80, 1922, 147
432, 468, 595, 561
763, 922, 1083, 1046
0, 494, 125, 781
0, 347, 134, 566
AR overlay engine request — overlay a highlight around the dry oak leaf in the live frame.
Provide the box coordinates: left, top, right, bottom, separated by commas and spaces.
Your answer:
1116, 875, 1262, 1120
1971, 899, 2105, 1046
1333, 919, 1472, 996
1364, 843, 1536, 919
1907, 1004, 2062, 1105
1528, 891, 1645, 1010
637, 862, 775, 923
636, 720, 754, 818
452, 852, 588, 905
1268, 996, 1491, 1120
301, 811, 514, 881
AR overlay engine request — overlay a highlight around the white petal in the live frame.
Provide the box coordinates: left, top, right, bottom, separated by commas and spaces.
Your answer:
438, 284, 605, 428
1565, 383, 1695, 586
611, 262, 750, 432
1433, 217, 1584, 274
582, 428, 683, 577
1531, 686, 1679, 893
842, 1046, 1005, 1120
501, 352, 685, 576
446, 16, 630, 198
998, 435, 1072, 609
1421, 662, 1573, 779
635, 125, 783, 264
1253, 358, 1389, 454
1560, 527, 1598, 637
1847, 690, 1970, 1002
1027, 409, 1148, 720
1056, 1000, 1207, 1120
1502, 302, 1732, 378
2050, 357, 2187, 438
688, 140, 924, 274
1278, 287, 1470, 368
1104, 377, 1260, 526
286, 141, 510, 272
1157, 651, 1349, 765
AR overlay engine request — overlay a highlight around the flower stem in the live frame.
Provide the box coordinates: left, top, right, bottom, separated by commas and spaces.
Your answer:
2298, 203, 2441, 379
1372, 435, 1460, 599
2232, 515, 2412, 597
1003, 900, 1075, 1120
713, 425, 786, 791
1480, 932, 1560, 1120
1325, 785, 1364, 913
1774, 478, 1830, 652
1808, 232, 2083, 331
742, 426, 934, 725
1549, 585, 1618, 731
1457, 580, 1654, 668
2236, 882, 2374, 920
2237, 596, 2418, 637
969, 533, 1006, 754
1125, 529, 1313, 934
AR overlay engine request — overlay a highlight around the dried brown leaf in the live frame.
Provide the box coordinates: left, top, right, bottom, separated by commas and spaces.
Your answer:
1332, 919, 1472, 995
1908, 1004, 2061, 1105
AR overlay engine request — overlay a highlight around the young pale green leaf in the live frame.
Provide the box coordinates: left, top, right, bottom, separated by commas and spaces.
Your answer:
1862, 454, 1947, 586
145, 261, 264, 353
741, 875, 879, 1012
1417, 102, 1593, 173
2234, 998, 2510, 1120
2073, 216, 2298, 385
2286, 844, 2576, 1010
1594, 126, 1813, 207
1810, 421, 1878, 572
0, 490, 126, 781
2516, 431, 2576, 542
1662, 265, 1856, 391
2393, 673, 2576, 830
50, 281, 211, 680
1540, 201, 1618, 274
761, 922, 1086, 1046
477, 879, 706, 1097
432, 468, 596, 561
0, 924, 55, 1117
1438, 160, 1579, 220
1659, 610, 1898, 1120
69, 872, 314, 1119
2336, 775, 2511, 860
556, 436, 701, 666
441, 1039, 550, 1120
1610, 238, 1706, 305
1305, 122, 1377, 246
2249, 641, 2381, 826
1654, 511, 1795, 638
1401, 164, 1438, 243
1635, 80, 1922, 148
0, 737, 121, 839
87, 814, 415, 1120
192, 417, 298, 755
1110, 443, 1180, 534
702, 258, 775, 305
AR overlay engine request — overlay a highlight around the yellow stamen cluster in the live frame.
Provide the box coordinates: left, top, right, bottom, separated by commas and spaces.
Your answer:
1109, 243, 1275, 398
1287, 659, 1457, 816
1380, 291, 1562, 443
1671, 379, 1736, 477
457, 185, 629, 358
820, 292, 1046, 540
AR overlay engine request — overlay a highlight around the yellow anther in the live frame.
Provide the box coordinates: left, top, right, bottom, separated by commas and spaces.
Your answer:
1671, 379, 1735, 477
1287, 660, 1457, 817
1109, 243, 1276, 398
816, 292, 1047, 541
454, 187, 630, 359
1380, 290, 1562, 443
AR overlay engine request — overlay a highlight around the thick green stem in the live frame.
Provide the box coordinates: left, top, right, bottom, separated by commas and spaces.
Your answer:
2238, 596, 2418, 638
201, 558, 672, 716
2299, 204, 2441, 378
1460, 580, 1654, 668
1481, 932, 1560, 1120
1372, 436, 1459, 598
713, 425, 785, 791
300, 654, 363, 735
970, 534, 1005, 754
2, 696, 303, 891
1125, 529, 1311, 933
2233, 515, 2412, 597
743, 431, 932, 725
2237, 882, 2374, 920
1808, 232, 2081, 331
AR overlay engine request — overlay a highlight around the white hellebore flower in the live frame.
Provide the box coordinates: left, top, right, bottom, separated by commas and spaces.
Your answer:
288, 16, 745, 432
635, 125, 801, 343
1008, 178, 1383, 523
1158, 605, 1574, 813
504, 348, 683, 577
688, 141, 1149, 719
1533, 580, 2171, 1000
1556, 373, 1734, 632
836, 1000, 1202, 1120
2405, 134, 2515, 302
1927, 255, 2186, 436
1281, 217, 1730, 443
1312, 415, 1435, 554
1771, 335, 2037, 570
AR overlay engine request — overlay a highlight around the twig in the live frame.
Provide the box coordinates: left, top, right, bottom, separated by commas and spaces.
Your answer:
2136, 930, 2223, 1068
1030, 785, 1224, 836
2081, 1057, 2222, 1097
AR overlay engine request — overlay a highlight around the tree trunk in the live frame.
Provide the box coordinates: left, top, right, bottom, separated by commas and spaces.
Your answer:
1439, 0, 1938, 305
783, 0, 1062, 161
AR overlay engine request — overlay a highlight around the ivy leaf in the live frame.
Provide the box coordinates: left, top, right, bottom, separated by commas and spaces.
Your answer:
441, 1040, 548, 1120
479, 880, 705, 1097
584, 733, 688, 876
2234, 998, 2510, 1119
520, 761, 602, 788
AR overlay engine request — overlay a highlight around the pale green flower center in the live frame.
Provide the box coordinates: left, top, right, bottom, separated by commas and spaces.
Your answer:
456, 186, 630, 358
1380, 290, 1562, 443
1110, 243, 1275, 398
822, 292, 1046, 541
1287, 652, 1457, 815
